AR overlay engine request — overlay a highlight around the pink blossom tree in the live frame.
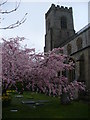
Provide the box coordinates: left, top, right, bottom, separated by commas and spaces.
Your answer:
28, 48, 86, 103
1, 37, 86, 104
2, 37, 35, 94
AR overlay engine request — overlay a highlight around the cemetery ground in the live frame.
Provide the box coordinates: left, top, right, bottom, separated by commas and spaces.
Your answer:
2, 91, 89, 119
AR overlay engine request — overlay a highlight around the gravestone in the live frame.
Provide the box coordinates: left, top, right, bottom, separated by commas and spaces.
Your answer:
10, 109, 18, 112
22, 100, 35, 104
22, 99, 50, 108
15, 95, 23, 98
35, 102, 44, 106
73, 88, 78, 100
60, 93, 71, 104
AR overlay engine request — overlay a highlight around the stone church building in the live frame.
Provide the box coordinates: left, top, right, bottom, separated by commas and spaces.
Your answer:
44, 4, 90, 90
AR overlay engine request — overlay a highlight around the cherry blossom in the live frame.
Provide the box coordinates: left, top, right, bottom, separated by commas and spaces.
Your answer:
1, 37, 86, 100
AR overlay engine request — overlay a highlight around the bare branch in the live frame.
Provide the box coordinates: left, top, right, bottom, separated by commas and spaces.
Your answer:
0, 0, 8, 6
0, 0, 21, 14
0, 13, 28, 29
0, 0, 28, 30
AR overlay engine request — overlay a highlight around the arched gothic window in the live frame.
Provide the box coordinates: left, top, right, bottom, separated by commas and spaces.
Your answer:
76, 37, 82, 50
68, 57, 75, 82
67, 44, 72, 55
77, 54, 85, 82
61, 16, 67, 29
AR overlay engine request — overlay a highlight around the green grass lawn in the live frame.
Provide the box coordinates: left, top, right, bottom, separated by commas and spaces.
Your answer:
2, 92, 89, 119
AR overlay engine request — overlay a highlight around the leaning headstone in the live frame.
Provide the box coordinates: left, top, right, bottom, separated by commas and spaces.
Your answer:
73, 88, 78, 100
60, 93, 71, 104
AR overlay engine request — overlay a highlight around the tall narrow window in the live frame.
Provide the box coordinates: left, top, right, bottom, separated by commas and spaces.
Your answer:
68, 58, 75, 82
61, 16, 67, 29
76, 37, 82, 50
78, 54, 85, 82
67, 44, 72, 55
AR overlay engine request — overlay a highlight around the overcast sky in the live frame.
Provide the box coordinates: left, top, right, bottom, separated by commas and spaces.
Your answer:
0, 0, 89, 53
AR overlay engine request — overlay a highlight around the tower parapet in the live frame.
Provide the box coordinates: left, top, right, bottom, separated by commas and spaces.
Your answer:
45, 4, 72, 18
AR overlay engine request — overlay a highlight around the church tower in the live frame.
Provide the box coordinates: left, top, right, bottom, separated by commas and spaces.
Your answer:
44, 4, 75, 52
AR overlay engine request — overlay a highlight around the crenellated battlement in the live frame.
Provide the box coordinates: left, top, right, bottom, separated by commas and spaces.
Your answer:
45, 4, 72, 18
